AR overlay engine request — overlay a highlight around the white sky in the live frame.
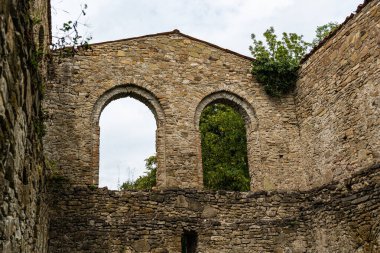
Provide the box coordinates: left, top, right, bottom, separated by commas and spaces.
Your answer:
51, 0, 364, 189
98, 98, 156, 189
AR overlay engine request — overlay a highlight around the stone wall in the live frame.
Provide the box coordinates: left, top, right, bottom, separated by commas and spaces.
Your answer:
1, 0, 379, 252
295, 0, 380, 188
48, 164, 380, 253
0, 0, 50, 252
44, 31, 304, 191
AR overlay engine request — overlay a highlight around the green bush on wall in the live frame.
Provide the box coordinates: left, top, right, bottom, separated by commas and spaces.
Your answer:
250, 27, 310, 97
250, 23, 339, 97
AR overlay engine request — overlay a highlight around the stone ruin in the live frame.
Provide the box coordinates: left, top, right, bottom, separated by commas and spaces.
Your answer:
1, 0, 379, 252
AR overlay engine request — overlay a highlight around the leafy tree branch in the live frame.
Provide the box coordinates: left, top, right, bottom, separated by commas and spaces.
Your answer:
312, 22, 339, 47
119, 156, 157, 190
250, 23, 339, 97
250, 27, 310, 97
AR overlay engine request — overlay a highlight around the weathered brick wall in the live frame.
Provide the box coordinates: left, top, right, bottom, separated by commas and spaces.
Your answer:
0, 0, 50, 252
44, 31, 304, 191
48, 165, 380, 253
295, 0, 380, 188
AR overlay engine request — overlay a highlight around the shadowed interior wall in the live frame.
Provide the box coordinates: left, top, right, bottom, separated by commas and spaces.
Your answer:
0, 0, 50, 252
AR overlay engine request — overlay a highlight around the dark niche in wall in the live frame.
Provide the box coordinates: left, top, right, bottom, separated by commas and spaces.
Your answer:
181, 230, 198, 253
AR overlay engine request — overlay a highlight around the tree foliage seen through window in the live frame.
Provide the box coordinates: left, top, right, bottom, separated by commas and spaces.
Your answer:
200, 103, 250, 191
119, 156, 156, 190
120, 104, 250, 191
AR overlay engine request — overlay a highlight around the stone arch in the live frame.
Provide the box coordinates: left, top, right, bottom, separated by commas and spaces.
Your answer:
194, 90, 259, 190
91, 84, 166, 188
194, 90, 257, 131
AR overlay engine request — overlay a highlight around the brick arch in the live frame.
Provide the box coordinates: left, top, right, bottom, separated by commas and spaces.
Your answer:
194, 90, 259, 190
90, 84, 166, 187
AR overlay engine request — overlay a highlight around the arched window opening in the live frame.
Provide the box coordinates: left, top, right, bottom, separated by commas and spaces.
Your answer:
200, 103, 250, 191
99, 97, 156, 190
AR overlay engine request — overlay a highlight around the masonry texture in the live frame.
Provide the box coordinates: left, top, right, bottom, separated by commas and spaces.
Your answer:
44, 0, 380, 193
1, 0, 379, 252
48, 165, 380, 252
295, 0, 380, 188
44, 30, 303, 191
0, 0, 50, 252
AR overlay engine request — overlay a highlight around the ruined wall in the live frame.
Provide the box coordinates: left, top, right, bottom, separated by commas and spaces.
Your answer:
42, 1, 380, 252
48, 165, 380, 253
44, 31, 304, 191
295, 0, 380, 188
0, 0, 50, 252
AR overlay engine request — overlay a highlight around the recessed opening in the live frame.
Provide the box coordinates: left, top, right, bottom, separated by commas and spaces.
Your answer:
181, 230, 197, 253
199, 103, 250, 191
22, 166, 29, 185
99, 97, 156, 190
38, 25, 44, 51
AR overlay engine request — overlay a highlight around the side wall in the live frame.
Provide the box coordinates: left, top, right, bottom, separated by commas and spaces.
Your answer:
0, 0, 50, 252
44, 33, 304, 191
295, 0, 380, 187
48, 165, 380, 253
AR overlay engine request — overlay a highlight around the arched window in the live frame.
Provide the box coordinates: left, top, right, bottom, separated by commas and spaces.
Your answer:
92, 85, 165, 190
199, 103, 250, 191
99, 97, 156, 190
195, 91, 257, 191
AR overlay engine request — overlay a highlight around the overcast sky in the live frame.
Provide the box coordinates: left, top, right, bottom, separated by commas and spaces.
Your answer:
52, 0, 364, 190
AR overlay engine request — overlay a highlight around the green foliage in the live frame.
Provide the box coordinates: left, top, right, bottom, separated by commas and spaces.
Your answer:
119, 156, 157, 190
88, 184, 97, 191
31, 16, 42, 25
250, 23, 340, 97
30, 48, 44, 69
119, 179, 136, 190
119, 105, 250, 192
200, 104, 250, 191
312, 22, 339, 48
250, 27, 310, 97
